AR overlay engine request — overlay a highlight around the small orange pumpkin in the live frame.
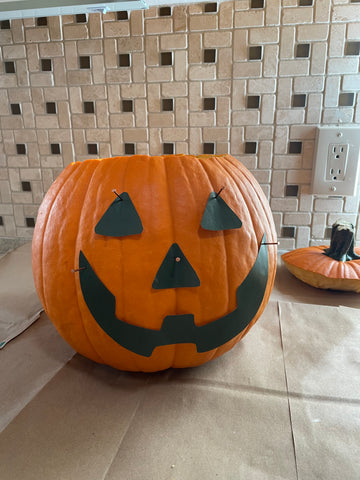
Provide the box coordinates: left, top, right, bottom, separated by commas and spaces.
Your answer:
282, 220, 360, 292
32, 154, 277, 372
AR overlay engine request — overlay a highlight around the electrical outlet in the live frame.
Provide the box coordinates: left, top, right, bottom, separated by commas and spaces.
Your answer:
326, 144, 348, 182
311, 126, 360, 196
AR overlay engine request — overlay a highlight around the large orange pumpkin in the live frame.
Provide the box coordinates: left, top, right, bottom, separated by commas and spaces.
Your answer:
32, 154, 277, 372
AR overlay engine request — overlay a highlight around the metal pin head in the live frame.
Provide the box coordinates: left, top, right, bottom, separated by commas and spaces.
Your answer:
215, 186, 226, 198
71, 267, 86, 273
112, 189, 123, 201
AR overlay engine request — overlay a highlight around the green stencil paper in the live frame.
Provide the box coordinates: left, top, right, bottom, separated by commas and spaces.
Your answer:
78, 234, 268, 357
95, 192, 143, 237
201, 192, 242, 231
152, 243, 200, 289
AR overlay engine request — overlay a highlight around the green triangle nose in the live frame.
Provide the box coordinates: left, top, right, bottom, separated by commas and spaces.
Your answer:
152, 243, 200, 290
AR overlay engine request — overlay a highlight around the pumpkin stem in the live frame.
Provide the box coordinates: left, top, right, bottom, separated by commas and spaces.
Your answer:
323, 220, 360, 262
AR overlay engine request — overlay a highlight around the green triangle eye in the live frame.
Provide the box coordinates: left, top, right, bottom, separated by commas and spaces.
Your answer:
201, 191, 242, 231
95, 192, 143, 237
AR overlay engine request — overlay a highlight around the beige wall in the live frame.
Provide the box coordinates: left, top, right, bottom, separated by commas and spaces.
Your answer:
0, 0, 359, 252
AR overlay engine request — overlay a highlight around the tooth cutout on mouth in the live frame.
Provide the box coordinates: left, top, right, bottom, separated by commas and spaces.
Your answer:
152, 243, 200, 289
201, 191, 243, 231
95, 191, 143, 237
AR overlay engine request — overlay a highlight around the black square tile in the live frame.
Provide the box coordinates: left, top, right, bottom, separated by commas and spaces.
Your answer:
292, 94, 307, 107
75, 14, 87, 23
0, 20, 10, 30
124, 143, 135, 155
204, 3, 217, 12
251, 0, 264, 8
203, 143, 215, 154
247, 96, 260, 109
41, 59, 52, 71
162, 98, 174, 111
11, 103, 21, 115
163, 143, 174, 154
122, 100, 134, 112
119, 54, 131, 67
203, 97, 216, 110
83, 101, 95, 113
79, 56, 91, 69
325, 227, 332, 238
296, 43, 310, 58
281, 226, 295, 238
245, 142, 257, 154
26, 217, 36, 228
285, 185, 299, 197
51, 143, 61, 155
159, 6, 172, 16
289, 141, 302, 154
117, 11, 129, 20
21, 181, 31, 192
338, 93, 354, 107
204, 49, 216, 63
36, 17, 48, 26
160, 52, 173, 66
4, 61, 15, 74
16, 144, 26, 155
46, 102, 57, 114
87, 144, 98, 155
345, 41, 360, 56
249, 46, 263, 60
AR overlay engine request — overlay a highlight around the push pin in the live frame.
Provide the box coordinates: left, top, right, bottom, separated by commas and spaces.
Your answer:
215, 186, 226, 198
71, 267, 86, 273
112, 189, 123, 201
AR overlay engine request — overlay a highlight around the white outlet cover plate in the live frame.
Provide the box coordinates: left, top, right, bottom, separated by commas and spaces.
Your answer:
311, 126, 360, 196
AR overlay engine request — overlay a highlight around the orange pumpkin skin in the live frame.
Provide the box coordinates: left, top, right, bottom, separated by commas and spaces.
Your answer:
282, 246, 360, 292
32, 154, 277, 372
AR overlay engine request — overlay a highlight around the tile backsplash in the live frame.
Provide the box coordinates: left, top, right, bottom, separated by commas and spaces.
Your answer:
0, 0, 359, 252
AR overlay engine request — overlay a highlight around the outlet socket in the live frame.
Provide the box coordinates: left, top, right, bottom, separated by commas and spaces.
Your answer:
311, 126, 360, 196
326, 144, 348, 182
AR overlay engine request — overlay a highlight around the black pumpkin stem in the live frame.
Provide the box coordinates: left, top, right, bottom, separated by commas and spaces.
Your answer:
323, 220, 360, 262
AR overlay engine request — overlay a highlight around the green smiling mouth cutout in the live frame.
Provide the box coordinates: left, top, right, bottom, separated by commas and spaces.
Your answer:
78, 234, 268, 357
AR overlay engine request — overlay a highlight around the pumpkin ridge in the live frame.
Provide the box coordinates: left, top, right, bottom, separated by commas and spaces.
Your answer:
212, 155, 269, 332
197, 155, 231, 321
118, 155, 144, 372
73, 159, 109, 365
39, 160, 104, 363
215, 155, 258, 255
33, 162, 79, 312
170, 156, 198, 368
160, 155, 178, 369
219, 155, 277, 328
171, 156, 220, 367
42, 162, 91, 315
